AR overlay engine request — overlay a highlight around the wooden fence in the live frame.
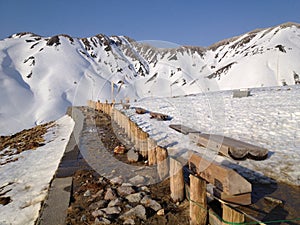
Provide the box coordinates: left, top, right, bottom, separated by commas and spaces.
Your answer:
87, 100, 263, 225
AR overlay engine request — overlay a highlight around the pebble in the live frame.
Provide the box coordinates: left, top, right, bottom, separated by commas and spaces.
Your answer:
110, 176, 124, 185
83, 190, 91, 197
108, 198, 123, 207
129, 175, 145, 186
127, 148, 139, 163
120, 205, 146, 221
89, 200, 108, 210
157, 209, 165, 216
140, 195, 162, 211
101, 206, 122, 215
126, 192, 144, 203
104, 188, 117, 200
117, 186, 135, 196
123, 218, 135, 225
94, 217, 111, 224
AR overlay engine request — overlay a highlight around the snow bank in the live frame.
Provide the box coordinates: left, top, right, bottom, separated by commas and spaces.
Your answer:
0, 115, 74, 225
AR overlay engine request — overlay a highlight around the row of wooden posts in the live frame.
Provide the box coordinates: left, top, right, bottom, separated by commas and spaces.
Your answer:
87, 100, 249, 225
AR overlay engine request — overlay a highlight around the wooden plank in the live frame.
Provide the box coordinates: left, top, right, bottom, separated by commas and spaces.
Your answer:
189, 153, 251, 195
170, 158, 185, 202
222, 204, 245, 225
150, 112, 170, 121
190, 175, 207, 225
189, 133, 268, 160
169, 124, 201, 135
209, 208, 222, 225
135, 107, 147, 114
213, 188, 251, 206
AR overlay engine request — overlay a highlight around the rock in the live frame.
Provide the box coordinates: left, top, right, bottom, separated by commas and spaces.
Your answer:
140, 196, 162, 211
121, 183, 133, 187
104, 188, 117, 200
94, 217, 111, 224
123, 218, 135, 225
101, 206, 122, 215
157, 209, 165, 216
129, 175, 145, 186
80, 214, 87, 222
139, 186, 150, 193
114, 145, 126, 154
127, 148, 139, 163
117, 186, 135, 196
83, 190, 91, 197
89, 200, 108, 210
110, 176, 123, 185
126, 192, 144, 203
120, 205, 146, 221
92, 209, 105, 218
108, 198, 123, 207
98, 177, 107, 185
92, 189, 104, 198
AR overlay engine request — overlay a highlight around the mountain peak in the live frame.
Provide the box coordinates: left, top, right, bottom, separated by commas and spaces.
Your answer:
1, 22, 300, 134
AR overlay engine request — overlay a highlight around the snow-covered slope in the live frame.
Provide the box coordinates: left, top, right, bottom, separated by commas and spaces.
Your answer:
1, 22, 300, 134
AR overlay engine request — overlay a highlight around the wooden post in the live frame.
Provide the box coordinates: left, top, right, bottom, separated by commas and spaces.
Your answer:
134, 126, 140, 151
148, 138, 157, 165
139, 130, 148, 159
222, 204, 244, 225
128, 120, 133, 140
170, 158, 184, 202
156, 146, 169, 180
190, 174, 207, 225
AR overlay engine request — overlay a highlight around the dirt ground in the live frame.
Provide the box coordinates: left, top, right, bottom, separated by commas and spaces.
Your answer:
65, 111, 190, 225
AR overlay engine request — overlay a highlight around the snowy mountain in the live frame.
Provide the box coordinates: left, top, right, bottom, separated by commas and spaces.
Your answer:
1, 22, 300, 134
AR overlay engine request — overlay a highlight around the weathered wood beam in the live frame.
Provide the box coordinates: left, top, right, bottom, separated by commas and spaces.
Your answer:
189, 153, 251, 195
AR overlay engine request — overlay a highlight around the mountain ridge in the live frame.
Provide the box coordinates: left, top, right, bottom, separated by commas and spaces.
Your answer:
1, 22, 300, 134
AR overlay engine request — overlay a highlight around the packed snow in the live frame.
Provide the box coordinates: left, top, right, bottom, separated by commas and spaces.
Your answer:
117, 85, 300, 186
0, 115, 74, 225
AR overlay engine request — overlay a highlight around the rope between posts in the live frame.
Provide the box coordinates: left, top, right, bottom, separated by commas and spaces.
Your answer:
185, 185, 300, 225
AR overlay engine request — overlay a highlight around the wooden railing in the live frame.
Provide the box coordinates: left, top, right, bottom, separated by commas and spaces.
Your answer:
87, 100, 265, 225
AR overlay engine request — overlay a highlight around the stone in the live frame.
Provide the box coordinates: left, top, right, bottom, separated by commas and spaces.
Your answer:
108, 198, 123, 207
80, 214, 87, 222
83, 190, 91, 197
89, 200, 108, 210
129, 175, 145, 186
139, 186, 150, 193
127, 148, 139, 163
121, 183, 133, 187
117, 186, 135, 196
114, 145, 126, 154
123, 218, 135, 225
92, 189, 104, 198
140, 196, 162, 211
104, 188, 117, 200
126, 192, 144, 203
110, 176, 123, 185
157, 209, 165, 216
120, 205, 146, 221
101, 206, 122, 215
92, 209, 105, 218
94, 217, 111, 224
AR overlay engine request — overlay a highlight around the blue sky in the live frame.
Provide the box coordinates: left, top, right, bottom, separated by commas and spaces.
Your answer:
0, 0, 299, 47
